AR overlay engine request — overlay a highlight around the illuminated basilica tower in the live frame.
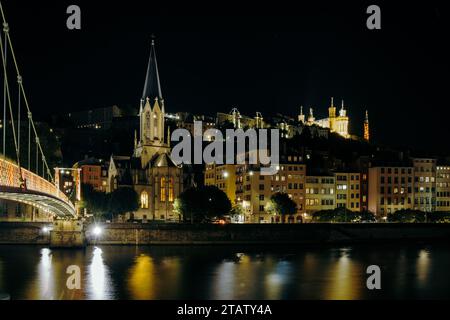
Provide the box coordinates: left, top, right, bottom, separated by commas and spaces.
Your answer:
328, 97, 336, 131
334, 100, 349, 138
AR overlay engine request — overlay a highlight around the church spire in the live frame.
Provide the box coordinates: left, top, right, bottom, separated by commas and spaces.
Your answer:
298, 106, 305, 123
142, 36, 163, 102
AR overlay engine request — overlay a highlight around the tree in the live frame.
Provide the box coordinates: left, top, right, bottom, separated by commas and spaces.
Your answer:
266, 192, 297, 223
108, 187, 139, 220
387, 209, 425, 223
311, 207, 365, 223
428, 211, 450, 223
359, 210, 377, 222
174, 185, 232, 223
229, 204, 245, 223
79, 184, 109, 219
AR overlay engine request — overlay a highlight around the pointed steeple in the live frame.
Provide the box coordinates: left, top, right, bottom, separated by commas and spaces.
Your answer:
339, 99, 347, 117
365, 110, 369, 122
298, 106, 305, 123
142, 36, 163, 102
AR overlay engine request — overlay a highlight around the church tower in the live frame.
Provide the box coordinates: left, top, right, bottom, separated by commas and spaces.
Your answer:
298, 106, 305, 123
363, 110, 370, 142
334, 100, 349, 138
307, 107, 315, 125
135, 39, 170, 167
328, 97, 336, 132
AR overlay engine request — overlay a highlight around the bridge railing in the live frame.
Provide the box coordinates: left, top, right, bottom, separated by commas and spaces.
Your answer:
0, 158, 71, 205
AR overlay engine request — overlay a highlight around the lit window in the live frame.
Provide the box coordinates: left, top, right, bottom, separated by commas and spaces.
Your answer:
168, 177, 174, 202
161, 177, 166, 202
141, 191, 149, 209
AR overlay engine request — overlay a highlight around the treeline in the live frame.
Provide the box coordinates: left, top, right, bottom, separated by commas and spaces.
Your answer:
79, 184, 139, 221
312, 207, 450, 223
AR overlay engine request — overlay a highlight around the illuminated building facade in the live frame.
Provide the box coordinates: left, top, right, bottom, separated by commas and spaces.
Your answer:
368, 165, 415, 217
436, 164, 450, 211
300, 98, 350, 138
335, 172, 361, 211
73, 157, 108, 192
107, 40, 184, 222
234, 162, 306, 223
204, 164, 237, 204
305, 175, 335, 214
413, 158, 436, 212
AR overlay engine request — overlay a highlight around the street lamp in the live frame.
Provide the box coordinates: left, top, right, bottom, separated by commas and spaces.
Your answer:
93, 226, 103, 237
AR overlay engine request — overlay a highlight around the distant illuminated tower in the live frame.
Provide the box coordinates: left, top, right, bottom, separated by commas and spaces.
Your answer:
298, 106, 305, 123
307, 108, 315, 125
231, 108, 241, 129
334, 100, 349, 138
255, 112, 264, 129
328, 97, 336, 131
363, 110, 370, 142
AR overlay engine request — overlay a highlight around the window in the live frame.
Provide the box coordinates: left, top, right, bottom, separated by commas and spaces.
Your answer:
168, 177, 174, 202
140, 191, 149, 209
160, 177, 166, 202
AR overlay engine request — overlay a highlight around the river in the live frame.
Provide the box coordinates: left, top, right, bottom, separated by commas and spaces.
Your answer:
0, 244, 449, 299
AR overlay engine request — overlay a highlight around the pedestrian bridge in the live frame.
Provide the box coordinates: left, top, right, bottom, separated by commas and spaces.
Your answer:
0, 158, 76, 217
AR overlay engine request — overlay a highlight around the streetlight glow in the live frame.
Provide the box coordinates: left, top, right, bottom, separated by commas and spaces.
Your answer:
93, 226, 103, 236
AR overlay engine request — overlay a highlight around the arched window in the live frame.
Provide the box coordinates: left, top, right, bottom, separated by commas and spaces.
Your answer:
168, 177, 174, 202
160, 177, 166, 202
141, 191, 149, 209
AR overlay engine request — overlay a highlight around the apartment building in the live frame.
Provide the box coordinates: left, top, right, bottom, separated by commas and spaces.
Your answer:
436, 164, 450, 211
334, 172, 361, 211
305, 175, 335, 214
368, 165, 415, 217
413, 158, 436, 212
204, 163, 237, 204
235, 162, 306, 223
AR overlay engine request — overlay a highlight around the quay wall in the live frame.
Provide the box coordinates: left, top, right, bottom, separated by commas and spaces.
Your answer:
1, 222, 450, 245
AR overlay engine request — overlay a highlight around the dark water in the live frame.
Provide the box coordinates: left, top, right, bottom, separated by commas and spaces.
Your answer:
0, 244, 449, 300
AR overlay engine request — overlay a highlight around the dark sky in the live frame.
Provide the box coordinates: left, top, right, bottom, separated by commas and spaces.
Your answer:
2, 1, 449, 154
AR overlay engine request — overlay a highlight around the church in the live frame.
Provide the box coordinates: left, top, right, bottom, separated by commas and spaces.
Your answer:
299, 97, 351, 139
107, 40, 184, 222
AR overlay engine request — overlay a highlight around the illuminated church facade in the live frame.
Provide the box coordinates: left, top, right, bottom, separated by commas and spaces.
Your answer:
299, 97, 354, 139
108, 40, 184, 222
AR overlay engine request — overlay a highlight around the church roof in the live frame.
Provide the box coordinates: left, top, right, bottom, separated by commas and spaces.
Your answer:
149, 153, 179, 168
142, 39, 163, 102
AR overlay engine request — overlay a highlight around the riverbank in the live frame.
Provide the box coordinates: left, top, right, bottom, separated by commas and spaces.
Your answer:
1, 222, 450, 245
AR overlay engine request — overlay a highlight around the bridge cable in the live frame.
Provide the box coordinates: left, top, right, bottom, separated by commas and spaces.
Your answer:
0, 26, 22, 177
0, 1, 54, 182
1, 22, 5, 159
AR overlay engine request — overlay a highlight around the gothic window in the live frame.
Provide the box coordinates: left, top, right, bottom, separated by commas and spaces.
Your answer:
154, 115, 159, 139
168, 177, 174, 202
140, 191, 149, 209
145, 112, 151, 135
160, 177, 166, 202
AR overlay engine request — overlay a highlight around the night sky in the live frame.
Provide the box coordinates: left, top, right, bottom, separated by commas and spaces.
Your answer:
2, 1, 449, 154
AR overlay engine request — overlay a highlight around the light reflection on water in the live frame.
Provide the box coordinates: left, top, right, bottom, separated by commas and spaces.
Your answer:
0, 244, 449, 300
